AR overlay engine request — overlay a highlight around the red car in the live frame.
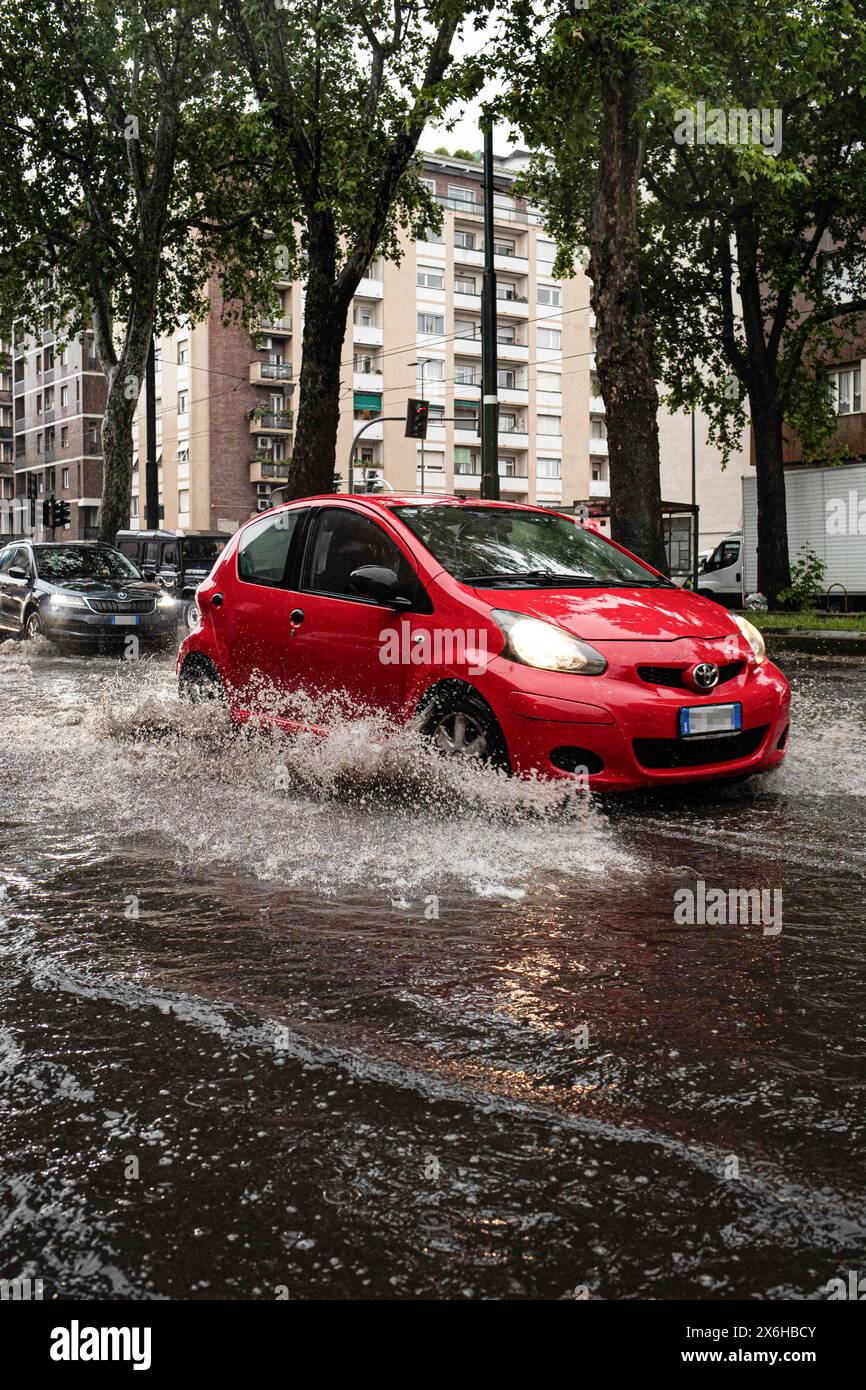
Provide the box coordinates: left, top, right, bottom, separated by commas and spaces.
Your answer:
177, 495, 790, 792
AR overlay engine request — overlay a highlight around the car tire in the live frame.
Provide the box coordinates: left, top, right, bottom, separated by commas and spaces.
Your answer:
23, 608, 45, 641
419, 684, 511, 772
178, 656, 225, 704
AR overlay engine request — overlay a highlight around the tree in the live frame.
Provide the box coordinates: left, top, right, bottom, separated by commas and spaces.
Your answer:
221, 0, 483, 499
640, 0, 866, 604
501, 0, 688, 572
0, 0, 261, 541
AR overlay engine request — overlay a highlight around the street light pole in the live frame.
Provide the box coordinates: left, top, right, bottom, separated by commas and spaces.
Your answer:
480, 116, 500, 500
419, 358, 426, 495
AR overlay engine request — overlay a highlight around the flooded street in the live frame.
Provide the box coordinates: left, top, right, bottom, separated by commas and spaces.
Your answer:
1, 638, 865, 1300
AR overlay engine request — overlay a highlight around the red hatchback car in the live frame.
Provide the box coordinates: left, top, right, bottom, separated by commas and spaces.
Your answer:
177, 495, 790, 791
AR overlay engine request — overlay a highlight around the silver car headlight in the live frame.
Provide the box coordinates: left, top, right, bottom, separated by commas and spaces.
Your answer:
50, 593, 87, 609
732, 613, 766, 664
493, 610, 607, 675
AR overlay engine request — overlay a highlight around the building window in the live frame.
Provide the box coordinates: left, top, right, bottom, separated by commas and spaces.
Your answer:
455, 320, 477, 340
131, 495, 139, 519
537, 327, 561, 350
353, 304, 376, 327
417, 313, 444, 336
178, 489, 190, 514
417, 358, 445, 382
455, 364, 477, 385
537, 457, 561, 479
354, 353, 380, 374
455, 276, 476, 295
422, 225, 444, 245
591, 417, 607, 439
177, 341, 189, 365
592, 460, 607, 482
454, 229, 477, 250
177, 390, 188, 415
537, 239, 557, 264
417, 269, 444, 289
496, 282, 520, 301
353, 391, 382, 418
448, 185, 477, 206
494, 238, 516, 257
496, 324, 517, 345
538, 284, 562, 307
86, 422, 99, 451
60, 384, 68, 407
36, 393, 42, 415
537, 370, 561, 393
538, 415, 561, 436
825, 364, 862, 415
420, 177, 436, 195
419, 451, 444, 472
62, 467, 70, 488
454, 446, 476, 474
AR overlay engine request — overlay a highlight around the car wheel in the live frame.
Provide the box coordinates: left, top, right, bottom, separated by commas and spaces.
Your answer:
183, 600, 200, 632
419, 686, 510, 772
23, 608, 44, 641
178, 656, 225, 704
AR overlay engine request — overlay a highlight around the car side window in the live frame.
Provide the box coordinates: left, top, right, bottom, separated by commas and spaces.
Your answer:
12, 547, 31, 576
0, 546, 14, 573
303, 509, 414, 600
161, 544, 179, 567
721, 541, 740, 567
237, 510, 301, 587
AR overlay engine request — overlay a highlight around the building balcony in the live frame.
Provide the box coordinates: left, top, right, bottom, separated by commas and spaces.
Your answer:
495, 296, 530, 318
355, 277, 384, 299
590, 394, 605, 413
353, 324, 383, 347
355, 417, 383, 440
249, 411, 294, 434
250, 456, 290, 484
453, 336, 528, 362
589, 477, 610, 498
590, 437, 608, 456
254, 314, 293, 337
433, 192, 544, 228
498, 385, 529, 406
353, 370, 385, 393
454, 289, 482, 313
453, 246, 531, 275
250, 361, 294, 387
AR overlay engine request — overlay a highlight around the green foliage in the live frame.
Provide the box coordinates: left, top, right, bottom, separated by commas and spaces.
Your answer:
777, 545, 827, 611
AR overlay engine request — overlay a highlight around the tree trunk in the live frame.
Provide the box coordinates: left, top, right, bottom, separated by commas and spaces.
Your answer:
98, 371, 139, 542
750, 390, 791, 607
589, 58, 667, 573
285, 220, 349, 500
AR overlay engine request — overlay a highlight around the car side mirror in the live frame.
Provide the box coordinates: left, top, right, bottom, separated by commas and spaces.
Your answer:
9, 565, 28, 581
350, 565, 411, 607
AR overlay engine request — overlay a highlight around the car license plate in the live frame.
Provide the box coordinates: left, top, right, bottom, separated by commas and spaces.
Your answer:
679, 702, 742, 737
111, 615, 140, 626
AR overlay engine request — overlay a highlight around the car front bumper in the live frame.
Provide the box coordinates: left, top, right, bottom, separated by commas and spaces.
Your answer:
484, 651, 791, 792
41, 603, 179, 645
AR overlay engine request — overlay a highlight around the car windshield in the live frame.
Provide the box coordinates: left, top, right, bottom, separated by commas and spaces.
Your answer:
393, 506, 669, 587
34, 545, 143, 583
183, 537, 227, 562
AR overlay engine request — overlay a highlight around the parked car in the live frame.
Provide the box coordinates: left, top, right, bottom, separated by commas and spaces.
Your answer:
177, 496, 790, 792
115, 529, 231, 631
0, 540, 177, 649
698, 532, 743, 607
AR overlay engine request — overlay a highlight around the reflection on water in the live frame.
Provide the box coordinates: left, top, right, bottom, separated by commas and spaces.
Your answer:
0, 643, 864, 1298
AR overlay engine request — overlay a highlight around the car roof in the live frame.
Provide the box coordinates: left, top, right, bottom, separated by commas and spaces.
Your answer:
271, 493, 571, 517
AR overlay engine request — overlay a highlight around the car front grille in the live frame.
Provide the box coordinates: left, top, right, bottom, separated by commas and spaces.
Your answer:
86, 597, 155, 614
637, 661, 744, 689
633, 725, 768, 770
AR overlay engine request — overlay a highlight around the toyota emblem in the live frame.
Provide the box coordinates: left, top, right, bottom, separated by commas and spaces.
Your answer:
691, 662, 720, 691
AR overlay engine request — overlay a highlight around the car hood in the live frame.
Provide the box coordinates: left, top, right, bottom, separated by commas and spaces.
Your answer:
46, 578, 161, 598
471, 584, 737, 643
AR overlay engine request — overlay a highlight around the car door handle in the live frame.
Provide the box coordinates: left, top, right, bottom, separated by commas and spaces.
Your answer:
211, 593, 224, 608
290, 608, 304, 625
736, 573, 741, 581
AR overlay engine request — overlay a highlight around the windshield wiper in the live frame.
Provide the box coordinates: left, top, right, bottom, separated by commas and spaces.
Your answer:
462, 572, 668, 588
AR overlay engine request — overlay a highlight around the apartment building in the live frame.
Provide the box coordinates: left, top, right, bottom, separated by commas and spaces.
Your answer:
1, 318, 106, 541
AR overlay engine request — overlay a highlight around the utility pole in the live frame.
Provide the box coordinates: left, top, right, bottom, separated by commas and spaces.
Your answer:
691, 407, 698, 591
480, 117, 500, 500
145, 337, 159, 530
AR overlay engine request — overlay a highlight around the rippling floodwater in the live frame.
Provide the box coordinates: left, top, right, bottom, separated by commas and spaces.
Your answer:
1, 639, 864, 1299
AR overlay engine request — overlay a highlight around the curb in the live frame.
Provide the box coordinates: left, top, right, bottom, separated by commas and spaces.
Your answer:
764, 630, 866, 657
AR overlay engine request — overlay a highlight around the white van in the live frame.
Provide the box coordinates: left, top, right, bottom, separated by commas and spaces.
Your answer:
698, 533, 743, 607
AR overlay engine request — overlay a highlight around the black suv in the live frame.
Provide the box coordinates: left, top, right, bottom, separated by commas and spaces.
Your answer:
0, 540, 177, 649
115, 530, 230, 630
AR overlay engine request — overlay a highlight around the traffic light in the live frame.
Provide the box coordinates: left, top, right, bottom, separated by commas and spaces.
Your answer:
332, 472, 342, 492
27, 474, 38, 500
54, 500, 71, 528
42, 499, 52, 527
405, 398, 429, 439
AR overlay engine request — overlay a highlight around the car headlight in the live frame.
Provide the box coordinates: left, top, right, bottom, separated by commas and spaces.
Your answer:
50, 593, 86, 609
732, 613, 766, 664
157, 593, 176, 610
493, 610, 607, 674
